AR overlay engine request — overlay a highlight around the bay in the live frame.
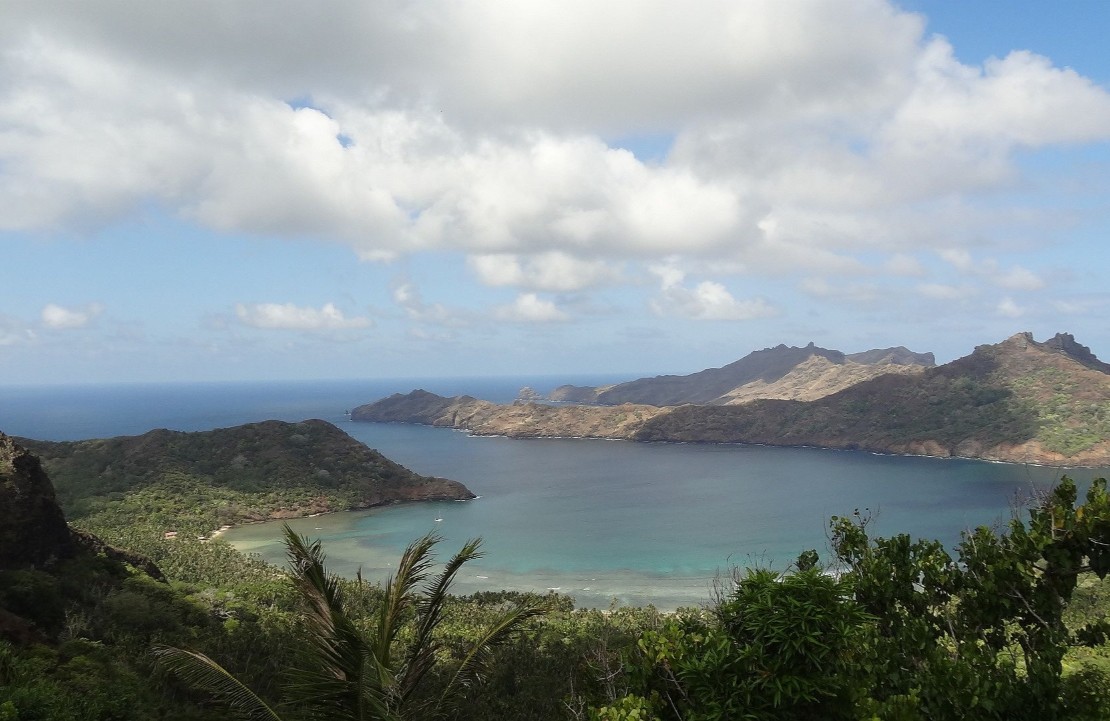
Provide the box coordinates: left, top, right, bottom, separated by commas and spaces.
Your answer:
2, 378, 1105, 610
225, 423, 1089, 609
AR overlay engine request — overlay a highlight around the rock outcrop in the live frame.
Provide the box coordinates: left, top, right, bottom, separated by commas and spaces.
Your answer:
1043, 332, 1110, 374
1, 432, 166, 580
0, 432, 76, 569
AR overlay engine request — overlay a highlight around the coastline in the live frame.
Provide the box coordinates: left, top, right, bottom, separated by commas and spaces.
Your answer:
201, 494, 477, 544
363, 419, 1110, 470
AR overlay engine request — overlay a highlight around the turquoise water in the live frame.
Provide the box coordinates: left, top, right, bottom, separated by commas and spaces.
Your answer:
225, 422, 1095, 609
2, 379, 1104, 610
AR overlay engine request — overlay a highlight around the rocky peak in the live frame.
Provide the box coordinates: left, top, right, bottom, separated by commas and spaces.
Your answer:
516, 386, 542, 402
1043, 332, 1110, 374
0, 432, 75, 570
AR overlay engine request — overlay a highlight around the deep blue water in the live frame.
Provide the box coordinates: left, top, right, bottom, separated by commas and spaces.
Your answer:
0, 376, 593, 441
2, 378, 1104, 609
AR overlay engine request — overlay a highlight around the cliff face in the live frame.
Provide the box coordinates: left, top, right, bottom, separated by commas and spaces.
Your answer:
352, 333, 1110, 467
0, 433, 75, 569
1, 432, 168, 579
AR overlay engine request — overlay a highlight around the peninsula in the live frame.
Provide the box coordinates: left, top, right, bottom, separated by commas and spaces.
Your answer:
19, 418, 474, 527
352, 332, 1110, 467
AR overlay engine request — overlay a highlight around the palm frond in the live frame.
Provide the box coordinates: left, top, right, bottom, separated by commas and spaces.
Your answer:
152, 645, 285, 721
373, 533, 439, 672
396, 538, 484, 701
281, 524, 392, 721
436, 599, 548, 710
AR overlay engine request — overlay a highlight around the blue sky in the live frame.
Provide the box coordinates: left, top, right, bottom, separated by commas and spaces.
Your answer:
2, 1, 1109, 384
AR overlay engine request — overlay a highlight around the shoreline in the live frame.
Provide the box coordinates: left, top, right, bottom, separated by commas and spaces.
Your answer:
357, 419, 1110, 471
202, 495, 475, 543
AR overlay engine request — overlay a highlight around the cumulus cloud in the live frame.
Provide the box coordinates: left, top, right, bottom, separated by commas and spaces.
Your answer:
468, 252, 620, 291
1, 0, 1108, 354
996, 297, 1025, 318
650, 266, 777, 321
235, 302, 371, 331
936, 252, 1045, 293
392, 282, 466, 326
493, 294, 569, 323
41, 302, 103, 329
994, 266, 1045, 291
1, 0, 1106, 270
939, 250, 975, 273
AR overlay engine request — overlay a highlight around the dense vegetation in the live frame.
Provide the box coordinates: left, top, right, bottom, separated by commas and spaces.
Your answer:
20, 419, 471, 530
4, 429, 1110, 719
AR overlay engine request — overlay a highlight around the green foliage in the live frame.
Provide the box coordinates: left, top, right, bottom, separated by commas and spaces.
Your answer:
612, 569, 871, 721
0, 639, 169, 721
0, 570, 66, 633
1010, 368, 1110, 455
21, 420, 467, 540
592, 477, 1110, 721
156, 526, 546, 721
1061, 663, 1110, 721
828, 476, 1110, 719
590, 693, 661, 721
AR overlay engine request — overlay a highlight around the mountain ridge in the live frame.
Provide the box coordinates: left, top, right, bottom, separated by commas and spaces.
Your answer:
353, 332, 1110, 466
546, 342, 935, 406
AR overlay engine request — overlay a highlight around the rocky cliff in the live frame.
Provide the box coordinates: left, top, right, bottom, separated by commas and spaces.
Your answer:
0, 432, 76, 569
1, 432, 164, 579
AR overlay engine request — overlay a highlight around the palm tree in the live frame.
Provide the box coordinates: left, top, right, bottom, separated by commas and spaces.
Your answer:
154, 524, 545, 720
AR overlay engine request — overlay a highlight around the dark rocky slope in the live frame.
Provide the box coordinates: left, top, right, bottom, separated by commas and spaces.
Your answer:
1, 431, 163, 578
0, 432, 76, 569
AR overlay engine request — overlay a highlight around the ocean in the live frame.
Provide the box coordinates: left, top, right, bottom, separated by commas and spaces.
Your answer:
2, 377, 1103, 609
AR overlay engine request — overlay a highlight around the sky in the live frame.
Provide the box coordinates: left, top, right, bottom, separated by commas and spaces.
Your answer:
2, 0, 1110, 384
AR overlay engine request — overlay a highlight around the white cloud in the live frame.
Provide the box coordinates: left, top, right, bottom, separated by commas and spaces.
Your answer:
937, 252, 1045, 292
993, 266, 1044, 291
996, 297, 1025, 318
493, 294, 569, 323
1, 0, 1109, 354
2, 1, 1104, 267
41, 302, 103, 329
468, 252, 620, 291
940, 249, 975, 273
650, 267, 777, 321
392, 282, 466, 326
235, 302, 371, 331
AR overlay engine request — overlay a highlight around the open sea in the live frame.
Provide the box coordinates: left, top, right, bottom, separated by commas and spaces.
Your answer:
3, 377, 1106, 610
